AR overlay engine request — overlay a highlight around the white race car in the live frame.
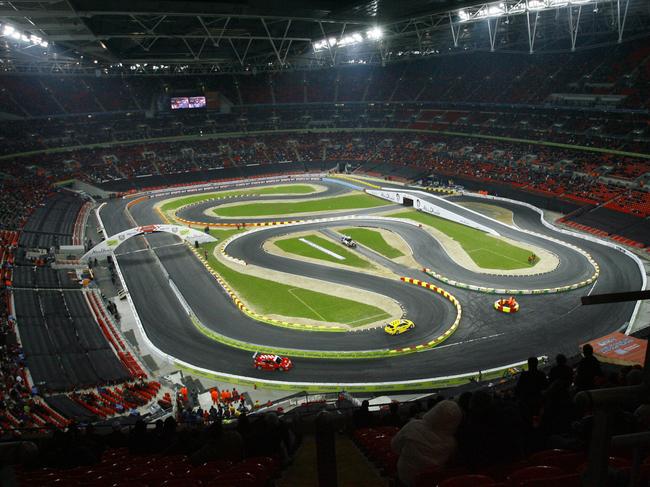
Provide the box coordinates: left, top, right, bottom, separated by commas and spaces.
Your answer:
340, 235, 357, 248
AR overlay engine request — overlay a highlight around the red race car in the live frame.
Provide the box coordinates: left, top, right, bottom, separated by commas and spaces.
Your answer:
253, 352, 293, 372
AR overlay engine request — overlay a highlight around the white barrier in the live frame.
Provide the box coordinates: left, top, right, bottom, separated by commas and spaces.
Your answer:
367, 188, 499, 235
131, 175, 327, 199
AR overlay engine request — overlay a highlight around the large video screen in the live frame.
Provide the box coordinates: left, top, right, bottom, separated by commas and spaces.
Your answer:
170, 96, 206, 110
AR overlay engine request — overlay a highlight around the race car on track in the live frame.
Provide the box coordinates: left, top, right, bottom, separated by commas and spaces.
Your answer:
384, 319, 415, 335
253, 352, 293, 371
340, 235, 357, 248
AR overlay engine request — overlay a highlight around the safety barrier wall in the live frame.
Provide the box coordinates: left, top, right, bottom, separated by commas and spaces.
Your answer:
422, 265, 599, 295
130, 175, 326, 200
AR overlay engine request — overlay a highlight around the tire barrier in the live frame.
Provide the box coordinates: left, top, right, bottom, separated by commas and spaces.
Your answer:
422, 265, 599, 295
395, 278, 462, 352
420, 186, 457, 196
331, 174, 382, 189
494, 298, 520, 313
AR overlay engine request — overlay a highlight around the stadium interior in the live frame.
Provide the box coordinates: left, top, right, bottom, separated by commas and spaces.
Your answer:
1, 0, 650, 486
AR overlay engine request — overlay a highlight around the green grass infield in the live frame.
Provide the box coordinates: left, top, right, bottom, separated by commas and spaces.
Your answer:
203, 242, 390, 327
339, 227, 404, 259
388, 209, 537, 270
274, 234, 374, 269
212, 193, 390, 218
160, 184, 318, 212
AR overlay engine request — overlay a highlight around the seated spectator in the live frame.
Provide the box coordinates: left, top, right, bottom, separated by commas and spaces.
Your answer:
391, 399, 462, 486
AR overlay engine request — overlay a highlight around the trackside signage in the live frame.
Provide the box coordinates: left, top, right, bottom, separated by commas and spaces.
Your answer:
80, 224, 217, 261
366, 188, 498, 235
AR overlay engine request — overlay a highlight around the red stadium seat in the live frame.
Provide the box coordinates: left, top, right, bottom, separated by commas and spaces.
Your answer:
519, 473, 581, 487
439, 474, 498, 486
507, 466, 565, 486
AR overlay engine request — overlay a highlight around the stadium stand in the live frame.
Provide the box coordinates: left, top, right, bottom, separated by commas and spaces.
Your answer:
0, 1, 649, 484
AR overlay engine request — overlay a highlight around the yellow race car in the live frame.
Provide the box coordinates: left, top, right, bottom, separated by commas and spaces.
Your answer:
384, 319, 415, 335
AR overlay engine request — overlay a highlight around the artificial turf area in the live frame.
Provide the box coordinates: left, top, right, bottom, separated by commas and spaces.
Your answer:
212, 193, 390, 217
160, 184, 318, 212
388, 209, 537, 270
202, 242, 390, 327
339, 228, 404, 259
274, 234, 374, 269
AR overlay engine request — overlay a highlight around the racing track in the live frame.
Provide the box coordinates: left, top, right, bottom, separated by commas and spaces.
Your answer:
98, 178, 644, 386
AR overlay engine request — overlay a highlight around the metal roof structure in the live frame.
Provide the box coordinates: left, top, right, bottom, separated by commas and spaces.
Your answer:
0, 0, 649, 74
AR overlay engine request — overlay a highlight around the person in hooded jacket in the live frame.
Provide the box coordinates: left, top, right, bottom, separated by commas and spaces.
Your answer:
391, 399, 463, 486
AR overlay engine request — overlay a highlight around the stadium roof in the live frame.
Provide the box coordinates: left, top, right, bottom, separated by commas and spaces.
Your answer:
1, 0, 649, 75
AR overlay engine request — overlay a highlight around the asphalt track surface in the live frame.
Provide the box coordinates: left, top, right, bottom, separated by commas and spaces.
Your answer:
99, 179, 644, 384
176, 181, 353, 224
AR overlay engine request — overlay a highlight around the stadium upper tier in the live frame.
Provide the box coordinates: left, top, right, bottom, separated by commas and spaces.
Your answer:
0, 42, 649, 118
0, 131, 648, 243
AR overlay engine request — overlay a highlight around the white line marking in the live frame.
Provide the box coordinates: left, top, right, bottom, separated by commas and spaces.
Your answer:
299, 237, 345, 260
288, 288, 327, 321
347, 312, 390, 325
587, 280, 598, 296
434, 332, 505, 350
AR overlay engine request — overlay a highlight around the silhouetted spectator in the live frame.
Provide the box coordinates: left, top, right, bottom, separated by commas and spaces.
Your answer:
548, 353, 573, 387
105, 421, 127, 448
515, 357, 548, 424
382, 401, 402, 427
541, 376, 576, 436
352, 400, 373, 429
575, 344, 603, 392
128, 419, 149, 454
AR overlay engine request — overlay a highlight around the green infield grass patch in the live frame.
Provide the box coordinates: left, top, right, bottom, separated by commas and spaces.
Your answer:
387, 209, 537, 270
203, 242, 390, 327
339, 228, 404, 259
212, 193, 390, 218
160, 184, 318, 212
274, 234, 374, 269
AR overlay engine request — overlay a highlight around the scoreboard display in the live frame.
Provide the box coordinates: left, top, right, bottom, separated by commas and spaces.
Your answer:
170, 96, 206, 110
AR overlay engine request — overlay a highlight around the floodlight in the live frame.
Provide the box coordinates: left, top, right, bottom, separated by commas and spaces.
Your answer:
458, 10, 470, 21
527, 0, 547, 10
367, 27, 383, 40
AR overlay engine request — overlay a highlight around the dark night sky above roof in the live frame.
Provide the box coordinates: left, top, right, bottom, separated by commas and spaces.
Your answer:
67, 0, 471, 22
